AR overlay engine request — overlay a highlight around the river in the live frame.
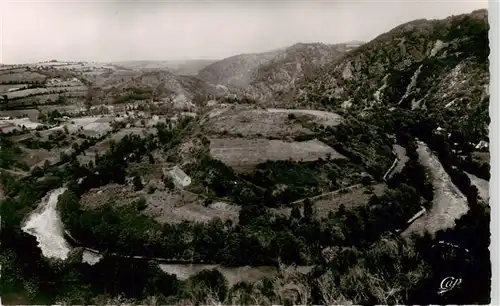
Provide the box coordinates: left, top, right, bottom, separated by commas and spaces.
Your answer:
21, 187, 71, 260
21, 188, 313, 284
402, 141, 469, 237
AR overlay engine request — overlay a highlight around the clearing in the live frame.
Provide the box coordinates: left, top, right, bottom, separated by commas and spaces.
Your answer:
266, 108, 343, 126
81, 184, 240, 225
20, 147, 65, 168
50, 116, 113, 137
0, 118, 43, 130
209, 137, 345, 170
145, 190, 240, 224
202, 105, 315, 139
271, 183, 386, 217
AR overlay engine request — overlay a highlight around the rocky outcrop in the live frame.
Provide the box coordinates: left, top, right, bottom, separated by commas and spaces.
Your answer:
293, 9, 489, 142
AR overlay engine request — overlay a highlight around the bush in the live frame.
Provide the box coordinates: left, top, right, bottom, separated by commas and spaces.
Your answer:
136, 197, 147, 211
147, 185, 156, 194
163, 176, 175, 190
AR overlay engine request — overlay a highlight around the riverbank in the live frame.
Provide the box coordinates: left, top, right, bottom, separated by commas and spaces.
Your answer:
23, 188, 313, 285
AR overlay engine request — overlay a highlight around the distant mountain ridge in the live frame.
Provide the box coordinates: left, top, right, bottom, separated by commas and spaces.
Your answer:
111, 60, 218, 76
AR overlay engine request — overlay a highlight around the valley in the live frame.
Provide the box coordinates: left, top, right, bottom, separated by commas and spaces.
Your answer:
0, 7, 491, 306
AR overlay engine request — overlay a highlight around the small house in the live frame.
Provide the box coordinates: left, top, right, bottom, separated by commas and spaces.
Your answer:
168, 166, 192, 187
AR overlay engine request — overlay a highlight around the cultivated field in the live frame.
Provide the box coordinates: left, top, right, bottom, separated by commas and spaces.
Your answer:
209, 137, 345, 169
20, 147, 65, 168
0, 84, 29, 93
266, 108, 343, 126
0, 71, 46, 83
46, 78, 84, 87
6, 92, 86, 108
5, 86, 87, 99
0, 117, 42, 130
50, 116, 113, 137
203, 106, 314, 138
0, 108, 40, 121
38, 104, 86, 114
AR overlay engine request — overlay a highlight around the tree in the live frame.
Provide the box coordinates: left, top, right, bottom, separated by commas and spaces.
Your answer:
31, 166, 44, 178
238, 205, 266, 226
135, 197, 147, 210
133, 176, 144, 191
163, 176, 175, 190
148, 154, 155, 164
291, 206, 302, 221
303, 198, 314, 220
336, 203, 347, 217
185, 269, 229, 304
272, 232, 301, 264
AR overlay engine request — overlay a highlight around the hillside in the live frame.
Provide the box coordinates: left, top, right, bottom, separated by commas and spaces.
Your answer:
88, 70, 219, 109
197, 42, 363, 103
0, 62, 93, 112
244, 43, 357, 104
197, 49, 284, 89
293, 9, 489, 142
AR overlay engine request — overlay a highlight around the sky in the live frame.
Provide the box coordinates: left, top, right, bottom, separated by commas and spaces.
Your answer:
0, 0, 488, 64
